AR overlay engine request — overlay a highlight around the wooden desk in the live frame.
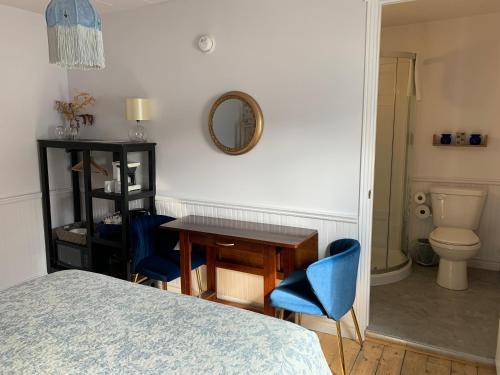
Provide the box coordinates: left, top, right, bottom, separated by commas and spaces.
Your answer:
160, 215, 318, 316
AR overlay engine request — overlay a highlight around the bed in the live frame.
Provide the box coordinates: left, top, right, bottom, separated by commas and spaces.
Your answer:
0, 270, 331, 374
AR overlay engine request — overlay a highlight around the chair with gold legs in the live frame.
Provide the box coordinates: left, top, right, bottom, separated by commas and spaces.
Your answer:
130, 214, 205, 295
270, 239, 363, 375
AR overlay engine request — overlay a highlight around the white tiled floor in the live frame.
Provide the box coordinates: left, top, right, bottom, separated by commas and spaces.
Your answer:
369, 265, 500, 359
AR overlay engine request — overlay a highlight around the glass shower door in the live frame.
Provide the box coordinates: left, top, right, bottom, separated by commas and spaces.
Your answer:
372, 55, 412, 274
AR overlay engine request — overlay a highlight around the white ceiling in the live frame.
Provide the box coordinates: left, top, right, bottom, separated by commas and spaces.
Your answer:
383, 0, 500, 27
0, 0, 168, 15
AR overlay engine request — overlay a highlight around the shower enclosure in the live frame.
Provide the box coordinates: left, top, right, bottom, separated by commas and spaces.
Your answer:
371, 52, 415, 286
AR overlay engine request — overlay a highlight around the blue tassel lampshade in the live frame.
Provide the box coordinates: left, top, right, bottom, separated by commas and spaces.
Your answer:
46, 0, 105, 70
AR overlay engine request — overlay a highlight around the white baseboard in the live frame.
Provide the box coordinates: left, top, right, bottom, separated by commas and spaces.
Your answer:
301, 314, 358, 340
469, 258, 500, 271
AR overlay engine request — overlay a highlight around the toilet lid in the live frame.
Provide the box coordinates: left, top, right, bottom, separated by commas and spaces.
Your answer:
430, 227, 480, 246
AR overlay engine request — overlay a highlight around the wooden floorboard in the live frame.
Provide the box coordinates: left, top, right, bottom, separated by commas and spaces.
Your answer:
350, 342, 384, 374
376, 345, 405, 375
477, 367, 497, 375
451, 361, 478, 375
317, 332, 496, 375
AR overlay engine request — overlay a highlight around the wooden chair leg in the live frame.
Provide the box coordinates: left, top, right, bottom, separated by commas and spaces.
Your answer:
276, 309, 284, 320
335, 320, 346, 375
350, 307, 363, 347
132, 273, 139, 283
160, 281, 168, 291
294, 312, 302, 325
195, 268, 203, 298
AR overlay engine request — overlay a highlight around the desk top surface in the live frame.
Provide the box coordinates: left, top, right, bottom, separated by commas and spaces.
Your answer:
160, 215, 317, 248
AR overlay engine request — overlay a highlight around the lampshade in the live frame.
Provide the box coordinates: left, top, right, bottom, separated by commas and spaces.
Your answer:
45, 0, 105, 70
126, 99, 152, 121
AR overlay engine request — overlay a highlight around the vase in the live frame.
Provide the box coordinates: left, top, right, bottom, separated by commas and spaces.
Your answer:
54, 126, 66, 139
440, 134, 452, 145
66, 126, 79, 140
469, 134, 482, 145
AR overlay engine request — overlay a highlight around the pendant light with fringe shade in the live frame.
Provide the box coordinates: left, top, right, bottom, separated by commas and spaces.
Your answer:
45, 0, 105, 70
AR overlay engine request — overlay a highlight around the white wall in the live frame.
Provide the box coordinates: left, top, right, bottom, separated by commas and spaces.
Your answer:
67, 0, 368, 334
68, 0, 367, 218
382, 13, 500, 269
0, 5, 69, 289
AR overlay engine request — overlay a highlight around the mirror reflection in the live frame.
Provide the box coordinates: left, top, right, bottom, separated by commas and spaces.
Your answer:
209, 91, 263, 155
212, 99, 256, 149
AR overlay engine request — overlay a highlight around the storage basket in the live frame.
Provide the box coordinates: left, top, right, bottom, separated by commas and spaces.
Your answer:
411, 238, 439, 267
54, 222, 88, 246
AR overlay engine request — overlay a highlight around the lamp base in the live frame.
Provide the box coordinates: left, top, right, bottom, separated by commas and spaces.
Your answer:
129, 122, 147, 142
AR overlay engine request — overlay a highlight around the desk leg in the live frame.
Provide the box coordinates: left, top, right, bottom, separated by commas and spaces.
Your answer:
263, 248, 277, 316
206, 246, 217, 300
179, 231, 192, 295
282, 248, 295, 278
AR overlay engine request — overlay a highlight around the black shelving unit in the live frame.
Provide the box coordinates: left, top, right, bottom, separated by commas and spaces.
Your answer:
37, 139, 156, 280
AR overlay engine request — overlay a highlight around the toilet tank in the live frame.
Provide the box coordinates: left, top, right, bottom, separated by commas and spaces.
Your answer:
430, 186, 487, 230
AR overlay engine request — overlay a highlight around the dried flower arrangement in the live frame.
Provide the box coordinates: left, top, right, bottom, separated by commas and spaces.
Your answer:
55, 92, 96, 129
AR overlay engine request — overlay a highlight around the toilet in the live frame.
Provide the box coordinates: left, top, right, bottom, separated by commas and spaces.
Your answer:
429, 186, 487, 290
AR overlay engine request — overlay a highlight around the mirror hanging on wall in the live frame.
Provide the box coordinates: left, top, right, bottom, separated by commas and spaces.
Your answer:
209, 91, 263, 155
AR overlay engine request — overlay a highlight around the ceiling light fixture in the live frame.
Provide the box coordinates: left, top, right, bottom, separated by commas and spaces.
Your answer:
45, 0, 105, 70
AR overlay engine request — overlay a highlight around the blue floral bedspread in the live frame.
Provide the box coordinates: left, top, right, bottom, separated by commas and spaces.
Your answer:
0, 270, 331, 374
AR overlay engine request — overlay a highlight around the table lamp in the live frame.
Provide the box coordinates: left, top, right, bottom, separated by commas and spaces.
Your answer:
126, 98, 151, 142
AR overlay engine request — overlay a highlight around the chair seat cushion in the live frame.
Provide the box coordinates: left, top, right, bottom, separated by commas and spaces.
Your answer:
137, 255, 180, 282
270, 270, 325, 316
165, 249, 206, 269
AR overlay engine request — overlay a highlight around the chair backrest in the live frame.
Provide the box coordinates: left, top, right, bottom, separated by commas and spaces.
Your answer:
305, 239, 361, 320
130, 214, 176, 273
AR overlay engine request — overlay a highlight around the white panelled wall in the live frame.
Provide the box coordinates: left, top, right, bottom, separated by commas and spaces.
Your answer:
154, 195, 361, 337
64, 0, 368, 337
22, 190, 361, 337
0, 195, 46, 289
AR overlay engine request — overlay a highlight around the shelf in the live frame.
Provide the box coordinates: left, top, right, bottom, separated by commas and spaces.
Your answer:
37, 139, 156, 152
432, 134, 488, 147
92, 236, 122, 249
91, 188, 155, 201
39, 139, 156, 280
55, 239, 87, 250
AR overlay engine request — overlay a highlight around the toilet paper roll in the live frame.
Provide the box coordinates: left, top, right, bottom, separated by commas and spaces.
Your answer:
415, 204, 431, 220
414, 191, 427, 204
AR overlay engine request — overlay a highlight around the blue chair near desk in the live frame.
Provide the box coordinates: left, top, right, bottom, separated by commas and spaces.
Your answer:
130, 214, 205, 294
270, 239, 363, 375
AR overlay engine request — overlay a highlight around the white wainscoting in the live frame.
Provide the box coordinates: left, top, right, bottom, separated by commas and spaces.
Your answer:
410, 177, 500, 271
0, 193, 46, 290
1, 190, 364, 338
60, 192, 364, 337
155, 195, 362, 338
0, 188, 136, 290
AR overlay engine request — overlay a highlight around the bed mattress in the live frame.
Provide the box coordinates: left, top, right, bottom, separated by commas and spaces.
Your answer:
0, 270, 331, 374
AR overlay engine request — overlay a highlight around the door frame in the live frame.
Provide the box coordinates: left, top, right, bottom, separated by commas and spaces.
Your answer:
357, 0, 412, 331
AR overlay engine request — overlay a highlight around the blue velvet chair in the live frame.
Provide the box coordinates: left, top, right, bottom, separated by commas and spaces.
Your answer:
270, 239, 362, 375
130, 214, 205, 294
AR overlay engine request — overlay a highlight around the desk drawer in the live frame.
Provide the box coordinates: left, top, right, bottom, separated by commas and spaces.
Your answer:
190, 233, 269, 254
190, 233, 275, 268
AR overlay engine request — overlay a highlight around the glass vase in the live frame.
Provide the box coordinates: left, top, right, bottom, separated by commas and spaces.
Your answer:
66, 126, 79, 140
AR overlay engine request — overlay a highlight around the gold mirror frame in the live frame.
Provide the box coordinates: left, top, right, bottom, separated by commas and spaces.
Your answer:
209, 91, 264, 155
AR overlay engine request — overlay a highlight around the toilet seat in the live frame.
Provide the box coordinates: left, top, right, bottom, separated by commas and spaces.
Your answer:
429, 237, 481, 252
429, 227, 479, 247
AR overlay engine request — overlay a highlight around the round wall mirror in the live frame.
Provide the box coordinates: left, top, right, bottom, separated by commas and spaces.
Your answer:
209, 91, 263, 155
